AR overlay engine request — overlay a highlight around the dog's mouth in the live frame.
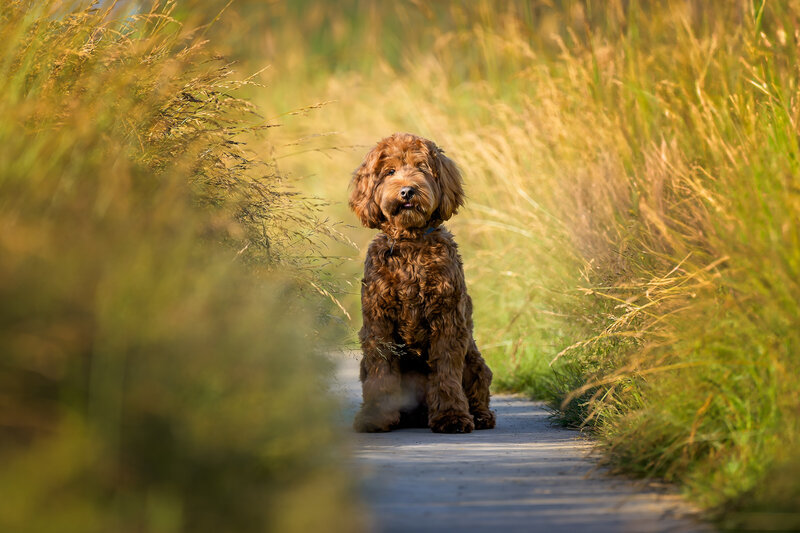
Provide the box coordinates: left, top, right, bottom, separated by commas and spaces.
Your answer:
392, 201, 421, 215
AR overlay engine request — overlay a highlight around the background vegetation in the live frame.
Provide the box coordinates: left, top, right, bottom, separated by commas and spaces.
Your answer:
190, 0, 796, 529
5, 0, 800, 530
0, 2, 359, 532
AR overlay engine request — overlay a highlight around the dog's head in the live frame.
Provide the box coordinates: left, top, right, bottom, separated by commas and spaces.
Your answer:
349, 133, 464, 230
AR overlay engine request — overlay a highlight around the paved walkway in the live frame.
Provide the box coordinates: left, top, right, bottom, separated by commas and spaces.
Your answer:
333, 353, 713, 533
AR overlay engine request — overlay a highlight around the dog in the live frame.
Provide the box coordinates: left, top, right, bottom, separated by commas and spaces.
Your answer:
349, 132, 495, 433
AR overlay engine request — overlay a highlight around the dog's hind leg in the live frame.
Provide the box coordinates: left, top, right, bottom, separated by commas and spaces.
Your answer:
463, 341, 496, 430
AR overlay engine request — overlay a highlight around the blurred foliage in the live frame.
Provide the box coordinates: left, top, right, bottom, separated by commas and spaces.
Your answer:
0, 1, 360, 532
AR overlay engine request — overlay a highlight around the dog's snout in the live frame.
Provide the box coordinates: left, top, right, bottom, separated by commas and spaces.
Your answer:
400, 187, 416, 200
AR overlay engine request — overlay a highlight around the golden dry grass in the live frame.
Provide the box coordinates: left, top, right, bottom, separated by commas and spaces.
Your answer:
231, 0, 800, 526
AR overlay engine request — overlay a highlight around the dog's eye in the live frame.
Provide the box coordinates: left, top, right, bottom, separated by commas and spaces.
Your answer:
384, 169, 395, 177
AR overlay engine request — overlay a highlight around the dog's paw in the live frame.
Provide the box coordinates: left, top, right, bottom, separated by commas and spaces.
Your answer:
472, 409, 496, 430
353, 406, 400, 433
430, 412, 475, 434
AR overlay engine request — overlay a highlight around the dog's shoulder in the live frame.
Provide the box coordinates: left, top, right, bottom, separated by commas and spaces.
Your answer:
361, 234, 392, 281
424, 226, 461, 263
364, 233, 391, 261
430, 226, 457, 248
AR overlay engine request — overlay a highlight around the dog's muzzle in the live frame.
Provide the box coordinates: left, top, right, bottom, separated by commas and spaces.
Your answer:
399, 186, 416, 200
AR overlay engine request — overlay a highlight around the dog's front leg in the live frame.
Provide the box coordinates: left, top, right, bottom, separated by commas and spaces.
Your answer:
426, 312, 474, 433
353, 308, 403, 433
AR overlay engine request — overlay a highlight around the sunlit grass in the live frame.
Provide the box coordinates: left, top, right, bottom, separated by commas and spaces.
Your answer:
233, 0, 800, 526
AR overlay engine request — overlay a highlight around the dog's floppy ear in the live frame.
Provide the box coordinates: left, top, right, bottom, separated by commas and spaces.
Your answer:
426, 140, 465, 221
349, 145, 385, 228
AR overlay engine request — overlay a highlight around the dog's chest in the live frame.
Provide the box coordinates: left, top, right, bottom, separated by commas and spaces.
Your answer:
374, 246, 446, 341
380, 252, 431, 305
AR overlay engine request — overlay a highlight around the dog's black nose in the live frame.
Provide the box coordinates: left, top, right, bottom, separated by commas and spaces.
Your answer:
400, 187, 416, 200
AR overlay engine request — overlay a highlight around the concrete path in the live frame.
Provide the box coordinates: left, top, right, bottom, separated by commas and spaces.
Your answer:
332, 353, 713, 533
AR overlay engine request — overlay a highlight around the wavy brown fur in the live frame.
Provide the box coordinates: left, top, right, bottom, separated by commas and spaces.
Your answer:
350, 133, 495, 433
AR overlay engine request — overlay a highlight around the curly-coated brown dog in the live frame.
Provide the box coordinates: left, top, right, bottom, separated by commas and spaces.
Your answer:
350, 132, 495, 434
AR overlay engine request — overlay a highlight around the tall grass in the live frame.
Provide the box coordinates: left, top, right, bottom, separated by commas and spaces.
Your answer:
237, 0, 800, 527
0, 2, 359, 532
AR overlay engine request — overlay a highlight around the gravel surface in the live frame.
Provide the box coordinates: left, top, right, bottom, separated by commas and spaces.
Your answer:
333, 353, 713, 533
